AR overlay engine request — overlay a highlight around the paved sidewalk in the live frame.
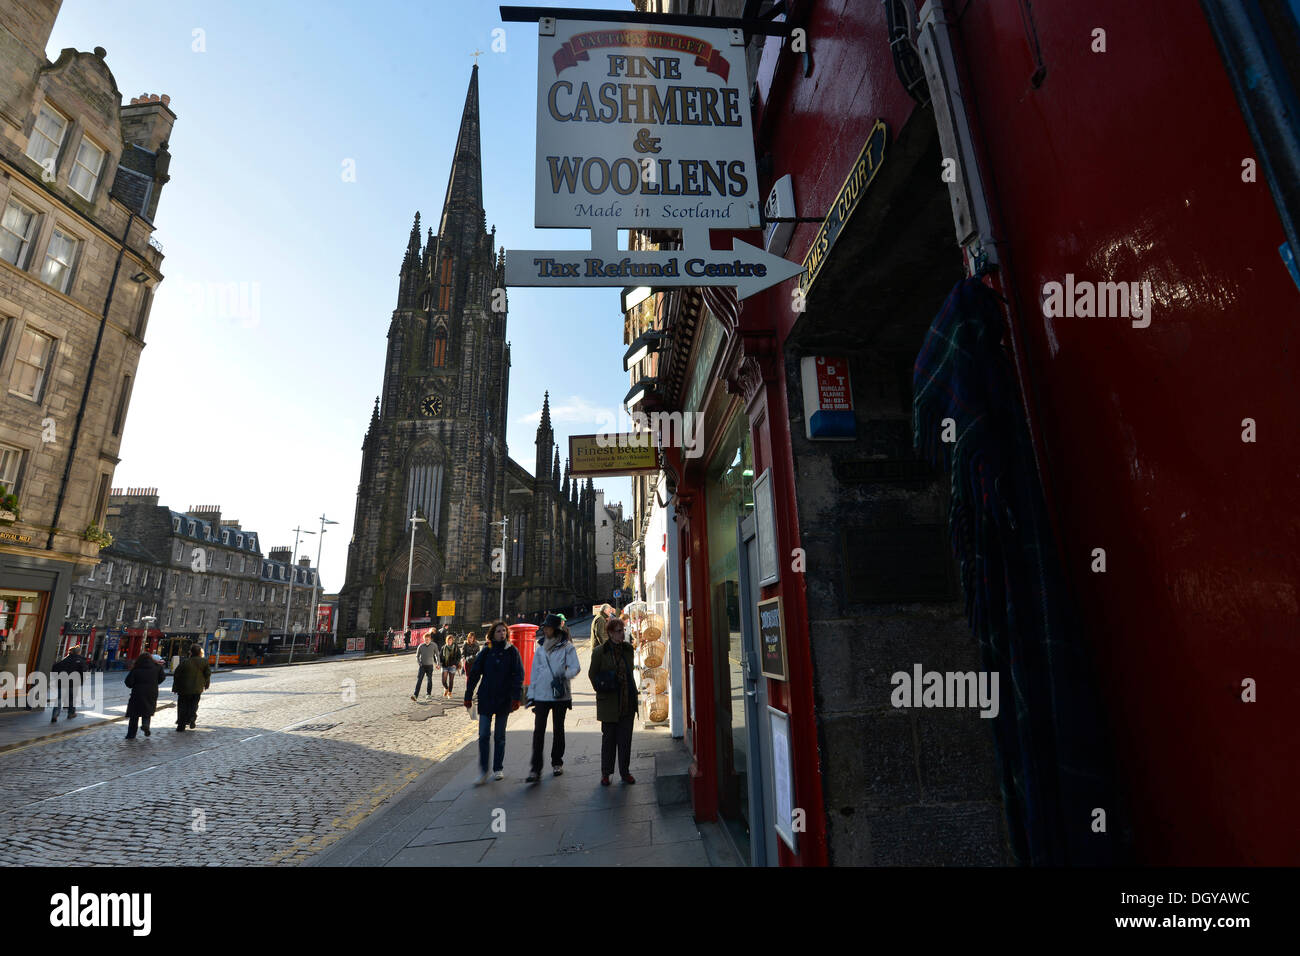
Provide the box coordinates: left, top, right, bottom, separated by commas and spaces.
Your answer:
0, 671, 177, 752
314, 638, 732, 867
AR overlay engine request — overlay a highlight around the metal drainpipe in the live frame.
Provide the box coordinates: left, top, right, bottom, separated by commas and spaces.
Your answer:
47, 211, 138, 550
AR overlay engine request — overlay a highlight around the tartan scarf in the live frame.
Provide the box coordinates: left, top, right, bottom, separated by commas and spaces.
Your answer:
913, 277, 1122, 866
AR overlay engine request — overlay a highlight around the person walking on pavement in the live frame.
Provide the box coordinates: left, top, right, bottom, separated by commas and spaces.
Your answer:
171, 644, 211, 731
525, 614, 581, 783
440, 634, 462, 698
464, 620, 524, 784
124, 651, 165, 739
49, 643, 88, 722
461, 632, 480, 679
590, 615, 638, 785
412, 635, 437, 700
591, 605, 611, 649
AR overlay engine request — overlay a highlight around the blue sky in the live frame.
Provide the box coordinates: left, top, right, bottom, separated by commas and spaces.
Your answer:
48, 0, 634, 591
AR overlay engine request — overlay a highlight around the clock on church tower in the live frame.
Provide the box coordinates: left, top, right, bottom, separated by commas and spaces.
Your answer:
419, 394, 443, 417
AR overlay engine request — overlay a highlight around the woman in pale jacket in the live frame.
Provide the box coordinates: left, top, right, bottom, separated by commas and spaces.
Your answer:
525, 613, 581, 783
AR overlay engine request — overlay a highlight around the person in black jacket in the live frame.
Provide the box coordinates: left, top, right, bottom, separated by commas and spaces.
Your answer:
464, 620, 523, 784
49, 644, 88, 722
124, 652, 165, 739
440, 636, 462, 698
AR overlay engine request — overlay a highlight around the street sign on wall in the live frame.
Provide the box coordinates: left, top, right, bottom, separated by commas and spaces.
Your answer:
505, 17, 804, 299
436, 601, 456, 617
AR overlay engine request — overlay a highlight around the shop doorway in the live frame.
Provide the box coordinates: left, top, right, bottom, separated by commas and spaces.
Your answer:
737, 511, 778, 866
705, 412, 755, 858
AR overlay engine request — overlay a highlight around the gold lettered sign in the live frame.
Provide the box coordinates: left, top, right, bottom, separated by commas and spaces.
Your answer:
0, 529, 34, 545
800, 119, 888, 297
569, 433, 658, 476
436, 601, 456, 616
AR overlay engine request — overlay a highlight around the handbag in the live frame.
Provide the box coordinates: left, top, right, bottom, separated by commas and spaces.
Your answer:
541, 644, 569, 699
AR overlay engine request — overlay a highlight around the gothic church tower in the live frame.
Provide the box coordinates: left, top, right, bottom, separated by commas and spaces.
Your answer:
340, 66, 511, 633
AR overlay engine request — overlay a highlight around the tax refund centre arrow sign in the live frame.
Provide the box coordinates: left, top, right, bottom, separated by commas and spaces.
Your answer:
504, 18, 803, 299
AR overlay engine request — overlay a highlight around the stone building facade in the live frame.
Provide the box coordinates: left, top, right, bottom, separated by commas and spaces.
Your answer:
339, 66, 594, 636
0, 1, 175, 694
57, 488, 321, 662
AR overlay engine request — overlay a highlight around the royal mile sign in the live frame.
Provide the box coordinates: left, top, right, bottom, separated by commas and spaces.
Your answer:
505, 18, 804, 299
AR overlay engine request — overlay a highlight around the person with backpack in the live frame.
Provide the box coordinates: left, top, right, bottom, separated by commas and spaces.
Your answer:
525, 614, 581, 783
589, 615, 638, 785
464, 620, 524, 784
171, 644, 211, 731
123, 652, 165, 740
49, 644, 88, 722
440, 634, 462, 698
412, 635, 437, 701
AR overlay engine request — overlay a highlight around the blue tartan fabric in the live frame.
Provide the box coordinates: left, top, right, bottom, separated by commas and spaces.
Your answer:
913, 277, 1123, 865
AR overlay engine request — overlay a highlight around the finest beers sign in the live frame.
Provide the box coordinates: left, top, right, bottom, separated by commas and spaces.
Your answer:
506, 17, 804, 299
535, 21, 759, 231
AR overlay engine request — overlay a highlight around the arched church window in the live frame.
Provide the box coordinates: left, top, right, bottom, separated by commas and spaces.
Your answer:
438, 256, 452, 311
405, 452, 444, 538
432, 328, 448, 368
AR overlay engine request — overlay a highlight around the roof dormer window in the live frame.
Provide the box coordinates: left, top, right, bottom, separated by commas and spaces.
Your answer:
68, 137, 106, 200
26, 104, 67, 170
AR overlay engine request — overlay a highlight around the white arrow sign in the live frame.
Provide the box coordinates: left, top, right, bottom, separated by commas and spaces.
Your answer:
505, 238, 804, 300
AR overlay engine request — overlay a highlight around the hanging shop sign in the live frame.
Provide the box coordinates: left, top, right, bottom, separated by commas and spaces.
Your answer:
570, 433, 659, 476
506, 18, 804, 299
801, 356, 856, 439
799, 120, 888, 298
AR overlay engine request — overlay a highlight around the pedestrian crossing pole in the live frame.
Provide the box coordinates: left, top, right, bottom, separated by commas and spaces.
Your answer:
404, 511, 426, 637
284, 525, 314, 663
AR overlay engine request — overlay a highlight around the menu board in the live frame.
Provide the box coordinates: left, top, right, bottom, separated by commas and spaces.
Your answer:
757, 595, 787, 681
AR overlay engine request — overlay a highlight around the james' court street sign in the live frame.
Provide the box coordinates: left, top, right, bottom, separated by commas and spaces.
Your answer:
504, 17, 805, 299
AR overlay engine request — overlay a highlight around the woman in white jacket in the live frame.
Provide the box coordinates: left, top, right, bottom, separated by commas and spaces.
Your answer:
526, 613, 581, 783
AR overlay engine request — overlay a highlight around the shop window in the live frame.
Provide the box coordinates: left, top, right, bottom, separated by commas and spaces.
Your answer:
0, 590, 47, 691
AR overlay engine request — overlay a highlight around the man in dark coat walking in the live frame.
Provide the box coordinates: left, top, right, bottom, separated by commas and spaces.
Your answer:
50, 644, 88, 722
464, 621, 524, 784
171, 645, 211, 731
124, 652, 165, 739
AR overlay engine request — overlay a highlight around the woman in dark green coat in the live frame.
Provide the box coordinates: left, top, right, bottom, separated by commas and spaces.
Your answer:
588, 616, 637, 786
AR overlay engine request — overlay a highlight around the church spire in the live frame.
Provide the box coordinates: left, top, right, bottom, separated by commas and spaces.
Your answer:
535, 391, 554, 480
398, 211, 422, 307
438, 65, 483, 244
553, 446, 561, 489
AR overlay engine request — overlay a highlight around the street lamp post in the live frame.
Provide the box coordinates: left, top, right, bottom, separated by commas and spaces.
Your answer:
283, 525, 314, 664
140, 615, 156, 671
404, 511, 426, 638
309, 513, 338, 652
491, 518, 508, 619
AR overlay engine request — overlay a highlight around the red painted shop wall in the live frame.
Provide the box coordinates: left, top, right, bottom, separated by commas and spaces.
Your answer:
752, 0, 919, 342
957, 1, 1299, 864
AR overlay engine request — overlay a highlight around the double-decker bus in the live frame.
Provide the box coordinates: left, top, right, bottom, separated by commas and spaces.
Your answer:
211, 619, 269, 666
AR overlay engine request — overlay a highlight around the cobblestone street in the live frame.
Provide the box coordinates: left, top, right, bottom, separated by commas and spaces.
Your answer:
0, 654, 480, 865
